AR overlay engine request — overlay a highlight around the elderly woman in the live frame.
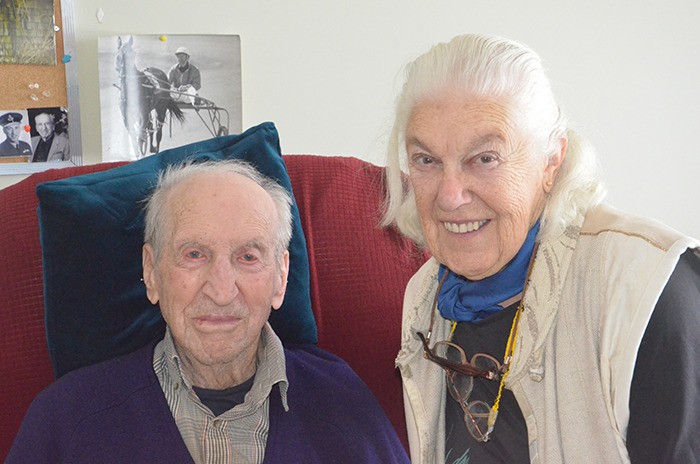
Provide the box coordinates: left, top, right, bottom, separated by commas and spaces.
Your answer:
384, 34, 700, 464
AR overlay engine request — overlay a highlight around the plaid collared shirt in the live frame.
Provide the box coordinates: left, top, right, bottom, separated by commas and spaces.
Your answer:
153, 323, 289, 464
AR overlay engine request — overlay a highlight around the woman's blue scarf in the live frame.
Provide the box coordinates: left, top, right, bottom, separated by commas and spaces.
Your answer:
437, 220, 540, 323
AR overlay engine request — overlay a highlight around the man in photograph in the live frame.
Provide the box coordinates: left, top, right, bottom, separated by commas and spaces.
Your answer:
30, 112, 70, 162
168, 46, 201, 105
0, 112, 33, 158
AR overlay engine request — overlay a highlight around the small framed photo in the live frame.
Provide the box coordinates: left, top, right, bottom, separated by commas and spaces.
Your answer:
0, 107, 74, 172
27, 107, 72, 163
0, 110, 33, 163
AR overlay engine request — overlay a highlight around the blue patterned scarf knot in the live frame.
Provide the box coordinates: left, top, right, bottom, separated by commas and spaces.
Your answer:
437, 221, 540, 323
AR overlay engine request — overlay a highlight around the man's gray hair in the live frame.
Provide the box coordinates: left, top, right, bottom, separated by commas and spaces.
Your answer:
382, 34, 606, 245
143, 159, 293, 265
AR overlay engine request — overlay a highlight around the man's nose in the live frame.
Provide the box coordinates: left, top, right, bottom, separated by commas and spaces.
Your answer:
203, 257, 239, 306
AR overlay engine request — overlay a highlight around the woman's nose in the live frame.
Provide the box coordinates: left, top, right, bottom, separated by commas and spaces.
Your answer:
436, 169, 474, 211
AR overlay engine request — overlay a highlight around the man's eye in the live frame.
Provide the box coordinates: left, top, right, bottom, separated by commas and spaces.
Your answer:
240, 253, 259, 263
186, 250, 203, 259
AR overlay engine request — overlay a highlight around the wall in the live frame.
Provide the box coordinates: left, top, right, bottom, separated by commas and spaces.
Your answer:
2, 0, 699, 237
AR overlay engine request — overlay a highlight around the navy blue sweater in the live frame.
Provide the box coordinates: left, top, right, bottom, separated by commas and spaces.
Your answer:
8, 342, 409, 463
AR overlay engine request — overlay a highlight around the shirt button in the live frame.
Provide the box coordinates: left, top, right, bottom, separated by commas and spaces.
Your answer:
528, 366, 544, 382
211, 419, 224, 430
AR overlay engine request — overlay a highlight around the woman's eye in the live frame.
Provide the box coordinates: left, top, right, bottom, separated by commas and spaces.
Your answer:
411, 154, 436, 166
474, 153, 499, 165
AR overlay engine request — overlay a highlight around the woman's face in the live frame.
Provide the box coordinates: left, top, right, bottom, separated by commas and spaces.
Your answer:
406, 94, 560, 280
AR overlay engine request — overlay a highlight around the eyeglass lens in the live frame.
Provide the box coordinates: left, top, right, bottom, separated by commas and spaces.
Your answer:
436, 342, 475, 401
440, 346, 501, 442
419, 331, 504, 442
464, 400, 491, 442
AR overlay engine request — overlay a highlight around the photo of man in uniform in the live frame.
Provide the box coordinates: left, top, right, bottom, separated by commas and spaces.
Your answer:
0, 112, 32, 159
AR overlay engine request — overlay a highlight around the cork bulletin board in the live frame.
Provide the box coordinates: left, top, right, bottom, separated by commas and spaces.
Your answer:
0, 0, 81, 175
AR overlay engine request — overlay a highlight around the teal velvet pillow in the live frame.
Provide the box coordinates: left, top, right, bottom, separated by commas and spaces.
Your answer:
37, 122, 316, 378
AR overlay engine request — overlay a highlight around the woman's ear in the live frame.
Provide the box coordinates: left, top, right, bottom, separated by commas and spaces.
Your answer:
544, 136, 567, 193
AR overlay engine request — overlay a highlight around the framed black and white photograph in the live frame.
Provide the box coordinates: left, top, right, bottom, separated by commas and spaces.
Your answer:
27, 106, 71, 163
98, 34, 242, 161
0, 110, 33, 162
0, 106, 71, 165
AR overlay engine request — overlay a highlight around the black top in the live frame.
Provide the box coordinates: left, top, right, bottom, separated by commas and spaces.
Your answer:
445, 303, 529, 463
445, 249, 700, 464
32, 134, 54, 163
193, 375, 256, 416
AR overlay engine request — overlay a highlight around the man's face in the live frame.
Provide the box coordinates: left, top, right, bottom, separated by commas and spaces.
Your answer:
142, 171, 289, 381
3, 123, 21, 143
35, 114, 55, 140
176, 53, 189, 67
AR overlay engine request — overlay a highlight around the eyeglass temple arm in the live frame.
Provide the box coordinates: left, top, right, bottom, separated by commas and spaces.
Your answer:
417, 331, 498, 380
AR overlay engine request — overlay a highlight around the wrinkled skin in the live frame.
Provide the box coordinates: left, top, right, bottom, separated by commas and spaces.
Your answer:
142, 172, 289, 389
406, 93, 564, 280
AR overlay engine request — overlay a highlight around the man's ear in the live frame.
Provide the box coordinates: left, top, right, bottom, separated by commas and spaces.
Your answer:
142, 244, 160, 305
271, 251, 290, 311
544, 136, 567, 193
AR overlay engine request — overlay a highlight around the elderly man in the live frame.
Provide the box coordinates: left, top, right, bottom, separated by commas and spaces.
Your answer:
8, 160, 409, 463
30, 112, 70, 162
0, 112, 32, 158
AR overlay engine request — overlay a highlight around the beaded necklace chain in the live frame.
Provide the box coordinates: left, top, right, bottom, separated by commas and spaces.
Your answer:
441, 242, 539, 441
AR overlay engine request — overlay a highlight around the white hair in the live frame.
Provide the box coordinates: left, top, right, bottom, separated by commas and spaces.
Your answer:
382, 34, 606, 245
143, 159, 293, 266
34, 112, 55, 123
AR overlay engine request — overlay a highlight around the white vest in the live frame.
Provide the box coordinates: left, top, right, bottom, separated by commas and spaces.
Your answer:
397, 205, 699, 463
